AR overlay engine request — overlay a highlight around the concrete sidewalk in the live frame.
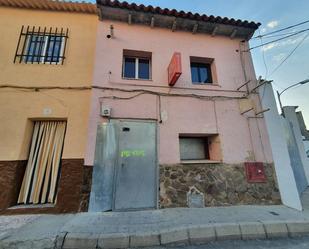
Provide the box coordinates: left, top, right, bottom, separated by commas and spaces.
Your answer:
2, 203, 309, 249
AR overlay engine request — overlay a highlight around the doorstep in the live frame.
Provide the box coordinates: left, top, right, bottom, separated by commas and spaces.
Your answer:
8, 203, 55, 209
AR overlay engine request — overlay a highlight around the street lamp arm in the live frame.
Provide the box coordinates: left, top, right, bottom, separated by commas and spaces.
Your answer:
276, 78, 309, 117
279, 79, 309, 96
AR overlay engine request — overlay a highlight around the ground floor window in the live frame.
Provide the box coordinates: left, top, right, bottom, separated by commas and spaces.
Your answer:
179, 134, 222, 162
18, 121, 66, 205
179, 137, 209, 160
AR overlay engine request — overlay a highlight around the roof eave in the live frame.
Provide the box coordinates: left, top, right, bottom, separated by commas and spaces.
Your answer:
97, 1, 260, 41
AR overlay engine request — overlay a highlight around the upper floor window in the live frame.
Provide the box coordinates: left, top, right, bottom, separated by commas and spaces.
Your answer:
190, 57, 215, 84
14, 26, 69, 65
122, 50, 152, 80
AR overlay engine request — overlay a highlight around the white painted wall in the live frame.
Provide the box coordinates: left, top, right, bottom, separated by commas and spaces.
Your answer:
283, 106, 309, 182
259, 83, 302, 211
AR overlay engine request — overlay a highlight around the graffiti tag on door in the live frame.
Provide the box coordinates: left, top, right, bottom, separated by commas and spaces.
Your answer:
121, 150, 145, 158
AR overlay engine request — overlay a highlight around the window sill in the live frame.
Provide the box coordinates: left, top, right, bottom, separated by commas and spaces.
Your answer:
8, 203, 55, 210
122, 77, 153, 82
192, 82, 220, 86
19, 62, 63, 65
181, 160, 222, 164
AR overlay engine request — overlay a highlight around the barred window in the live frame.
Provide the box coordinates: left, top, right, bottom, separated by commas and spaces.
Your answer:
14, 26, 69, 65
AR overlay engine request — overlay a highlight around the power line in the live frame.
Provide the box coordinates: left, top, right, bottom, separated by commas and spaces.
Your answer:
258, 29, 269, 79
253, 19, 309, 39
258, 30, 308, 39
269, 32, 309, 77
246, 28, 309, 51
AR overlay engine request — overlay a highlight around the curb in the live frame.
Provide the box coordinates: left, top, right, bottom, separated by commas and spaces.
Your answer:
2, 220, 309, 248
57, 220, 309, 249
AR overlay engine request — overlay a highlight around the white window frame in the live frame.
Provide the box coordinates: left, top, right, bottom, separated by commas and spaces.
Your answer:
24, 35, 65, 64
24, 35, 45, 63
43, 36, 65, 65
122, 56, 151, 80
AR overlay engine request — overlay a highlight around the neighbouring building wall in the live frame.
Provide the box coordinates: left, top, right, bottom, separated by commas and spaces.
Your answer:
296, 111, 309, 158
0, 7, 97, 213
0, 8, 97, 160
297, 111, 309, 140
259, 83, 302, 210
0, 7, 97, 161
283, 106, 309, 182
0, 90, 91, 161
0, 7, 97, 88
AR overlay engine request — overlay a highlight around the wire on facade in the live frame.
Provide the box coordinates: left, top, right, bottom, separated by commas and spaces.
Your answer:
0, 84, 91, 90
98, 86, 247, 101
0, 84, 250, 101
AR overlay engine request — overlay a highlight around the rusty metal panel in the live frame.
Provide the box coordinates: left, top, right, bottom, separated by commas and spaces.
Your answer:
89, 123, 117, 212
113, 120, 157, 211
245, 162, 267, 183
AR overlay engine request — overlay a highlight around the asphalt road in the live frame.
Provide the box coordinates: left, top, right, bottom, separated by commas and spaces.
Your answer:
140, 237, 309, 249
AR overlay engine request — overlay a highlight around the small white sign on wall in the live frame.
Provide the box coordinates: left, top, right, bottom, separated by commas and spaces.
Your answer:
43, 108, 52, 116
161, 110, 168, 122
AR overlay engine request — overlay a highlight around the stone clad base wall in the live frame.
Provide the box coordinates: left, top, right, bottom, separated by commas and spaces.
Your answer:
159, 163, 281, 208
0, 159, 92, 214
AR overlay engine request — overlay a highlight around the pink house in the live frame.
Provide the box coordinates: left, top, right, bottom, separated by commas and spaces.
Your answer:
86, 0, 281, 211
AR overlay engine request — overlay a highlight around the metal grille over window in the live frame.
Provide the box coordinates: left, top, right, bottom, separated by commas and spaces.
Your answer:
14, 26, 69, 65
18, 121, 66, 205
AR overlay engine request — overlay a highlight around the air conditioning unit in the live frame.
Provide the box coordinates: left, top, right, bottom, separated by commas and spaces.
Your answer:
100, 106, 111, 117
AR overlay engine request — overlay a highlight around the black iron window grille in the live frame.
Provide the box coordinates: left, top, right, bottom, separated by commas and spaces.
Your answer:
14, 26, 69, 65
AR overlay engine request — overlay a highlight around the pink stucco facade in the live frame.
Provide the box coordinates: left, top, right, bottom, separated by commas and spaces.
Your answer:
85, 20, 273, 166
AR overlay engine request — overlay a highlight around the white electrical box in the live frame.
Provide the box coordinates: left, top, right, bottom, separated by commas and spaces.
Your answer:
101, 106, 111, 117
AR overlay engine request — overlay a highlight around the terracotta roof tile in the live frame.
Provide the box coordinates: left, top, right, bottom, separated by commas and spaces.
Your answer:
0, 0, 97, 14
97, 0, 261, 29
